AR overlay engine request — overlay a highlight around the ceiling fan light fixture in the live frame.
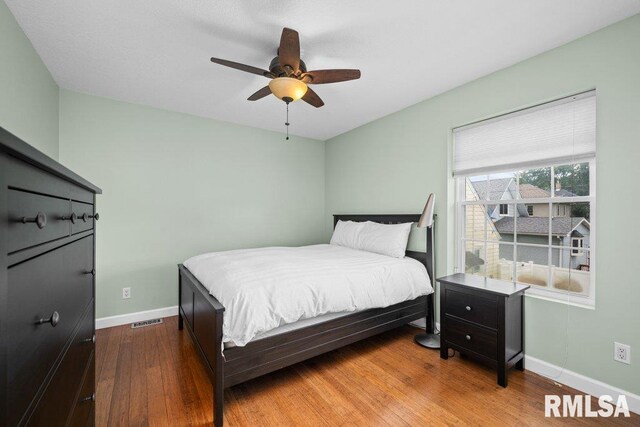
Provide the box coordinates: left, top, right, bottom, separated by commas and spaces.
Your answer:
268, 77, 307, 102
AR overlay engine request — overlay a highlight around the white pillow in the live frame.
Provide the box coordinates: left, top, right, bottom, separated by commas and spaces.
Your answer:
358, 221, 412, 258
330, 220, 412, 258
330, 220, 365, 249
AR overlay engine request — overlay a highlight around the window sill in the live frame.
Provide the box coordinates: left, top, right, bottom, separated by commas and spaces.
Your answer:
524, 289, 595, 310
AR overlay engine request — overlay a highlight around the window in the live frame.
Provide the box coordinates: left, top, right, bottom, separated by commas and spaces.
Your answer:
454, 91, 596, 306
571, 238, 584, 256
555, 204, 569, 217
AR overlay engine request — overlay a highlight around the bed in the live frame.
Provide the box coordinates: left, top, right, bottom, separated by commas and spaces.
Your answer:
177, 214, 435, 426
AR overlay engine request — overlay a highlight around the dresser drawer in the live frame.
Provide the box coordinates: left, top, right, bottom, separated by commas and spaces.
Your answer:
445, 316, 497, 360
6, 236, 94, 426
26, 306, 95, 427
7, 188, 71, 253
3, 152, 95, 204
67, 356, 96, 427
71, 201, 95, 235
445, 288, 498, 328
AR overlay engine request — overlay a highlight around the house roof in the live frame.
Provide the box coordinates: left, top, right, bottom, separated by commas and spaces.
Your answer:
494, 217, 589, 236
518, 183, 550, 199
471, 180, 580, 200
470, 178, 513, 200
555, 188, 579, 197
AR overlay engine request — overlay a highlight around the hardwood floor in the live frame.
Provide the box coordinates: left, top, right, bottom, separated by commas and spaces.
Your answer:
96, 316, 637, 426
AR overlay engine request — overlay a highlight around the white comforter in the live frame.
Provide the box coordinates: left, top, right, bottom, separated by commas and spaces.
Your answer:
183, 244, 433, 346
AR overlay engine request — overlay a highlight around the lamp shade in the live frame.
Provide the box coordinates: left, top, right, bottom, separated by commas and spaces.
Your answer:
417, 193, 435, 228
268, 77, 308, 102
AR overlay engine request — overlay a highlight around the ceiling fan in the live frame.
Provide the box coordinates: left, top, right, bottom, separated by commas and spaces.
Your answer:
210, 27, 361, 108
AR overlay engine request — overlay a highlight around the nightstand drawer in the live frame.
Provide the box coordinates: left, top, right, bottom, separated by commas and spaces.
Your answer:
445, 288, 498, 328
445, 316, 497, 360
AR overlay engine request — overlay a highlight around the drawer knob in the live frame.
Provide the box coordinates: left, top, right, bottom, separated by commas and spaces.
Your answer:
77, 213, 98, 222
84, 268, 96, 277
61, 213, 78, 224
81, 334, 96, 344
80, 393, 96, 403
465, 334, 471, 341
38, 311, 60, 327
21, 212, 47, 229
465, 305, 472, 311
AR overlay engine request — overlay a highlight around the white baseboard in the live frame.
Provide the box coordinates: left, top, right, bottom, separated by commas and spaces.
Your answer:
96, 305, 178, 329
525, 355, 640, 415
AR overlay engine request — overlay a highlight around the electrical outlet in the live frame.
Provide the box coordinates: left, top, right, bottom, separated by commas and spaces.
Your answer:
122, 287, 131, 299
614, 342, 630, 364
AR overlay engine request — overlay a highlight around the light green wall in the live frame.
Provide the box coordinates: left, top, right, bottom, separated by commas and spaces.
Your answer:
325, 14, 640, 395
0, 1, 59, 159
58, 89, 325, 318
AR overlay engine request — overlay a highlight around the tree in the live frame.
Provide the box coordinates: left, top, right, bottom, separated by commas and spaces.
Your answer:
570, 203, 590, 221
519, 167, 551, 191
519, 163, 590, 220
553, 163, 590, 196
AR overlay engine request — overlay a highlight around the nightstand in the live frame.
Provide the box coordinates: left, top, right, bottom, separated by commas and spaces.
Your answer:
438, 273, 529, 387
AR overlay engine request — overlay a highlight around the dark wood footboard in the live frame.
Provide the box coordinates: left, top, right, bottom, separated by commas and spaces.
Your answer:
178, 265, 224, 427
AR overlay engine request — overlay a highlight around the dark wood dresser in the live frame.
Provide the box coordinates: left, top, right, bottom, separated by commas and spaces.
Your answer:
438, 273, 529, 387
0, 127, 101, 426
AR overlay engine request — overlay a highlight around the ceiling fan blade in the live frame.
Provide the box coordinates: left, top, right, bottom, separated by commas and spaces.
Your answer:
210, 57, 271, 77
247, 85, 272, 101
304, 69, 361, 84
278, 28, 300, 75
302, 87, 324, 108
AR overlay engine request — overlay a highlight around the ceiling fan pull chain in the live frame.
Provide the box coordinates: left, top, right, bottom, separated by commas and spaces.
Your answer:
285, 101, 290, 141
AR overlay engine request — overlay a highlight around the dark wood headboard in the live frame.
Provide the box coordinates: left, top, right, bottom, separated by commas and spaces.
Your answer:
333, 214, 434, 287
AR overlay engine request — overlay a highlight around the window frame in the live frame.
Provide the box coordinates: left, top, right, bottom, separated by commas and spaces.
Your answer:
455, 158, 596, 308
571, 237, 584, 256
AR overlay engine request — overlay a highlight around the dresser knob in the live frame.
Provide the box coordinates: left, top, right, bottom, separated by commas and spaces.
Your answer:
84, 268, 96, 277
81, 334, 96, 344
38, 311, 60, 327
465, 334, 471, 341
465, 305, 472, 311
61, 213, 78, 224
79, 213, 89, 222
89, 213, 99, 221
21, 212, 47, 229
79, 393, 96, 403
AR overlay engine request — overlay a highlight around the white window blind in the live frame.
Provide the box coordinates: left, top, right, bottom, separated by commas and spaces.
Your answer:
453, 91, 596, 176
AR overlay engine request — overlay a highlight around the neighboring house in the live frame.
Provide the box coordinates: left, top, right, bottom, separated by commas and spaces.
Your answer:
519, 184, 562, 217
469, 177, 527, 219
467, 178, 589, 272
464, 180, 501, 277
519, 183, 578, 217
494, 216, 591, 269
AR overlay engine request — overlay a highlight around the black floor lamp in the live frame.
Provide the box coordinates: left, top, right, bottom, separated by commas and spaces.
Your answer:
414, 193, 440, 349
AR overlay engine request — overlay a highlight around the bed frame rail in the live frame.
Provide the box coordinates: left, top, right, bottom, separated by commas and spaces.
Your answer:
224, 296, 427, 387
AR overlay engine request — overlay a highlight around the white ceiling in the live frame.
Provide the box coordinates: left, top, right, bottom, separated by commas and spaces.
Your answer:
6, 0, 640, 140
